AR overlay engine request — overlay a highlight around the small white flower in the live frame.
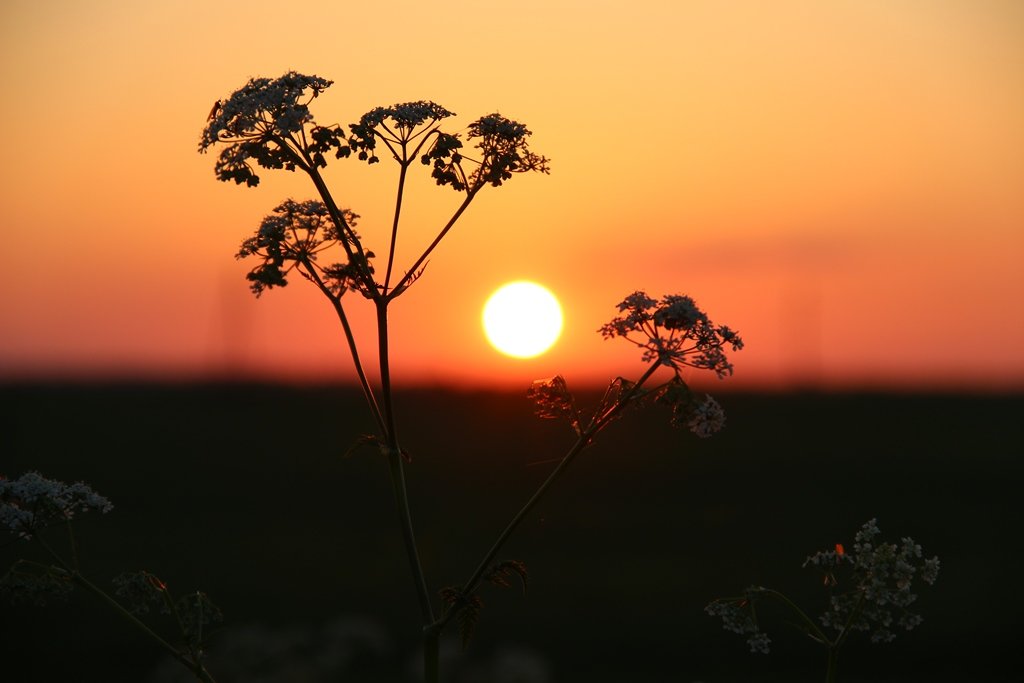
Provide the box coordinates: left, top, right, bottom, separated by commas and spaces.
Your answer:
686, 395, 726, 438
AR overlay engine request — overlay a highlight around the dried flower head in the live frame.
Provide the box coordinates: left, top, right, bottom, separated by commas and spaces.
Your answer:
1, 472, 112, 540
600, 291, 743, 378
527, 376, 581, 434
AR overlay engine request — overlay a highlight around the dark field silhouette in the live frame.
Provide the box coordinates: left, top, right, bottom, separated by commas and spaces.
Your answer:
2, 384, 1021, 682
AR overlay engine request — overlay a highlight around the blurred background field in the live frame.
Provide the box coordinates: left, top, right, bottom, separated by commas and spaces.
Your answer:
2, 383, 1021, 682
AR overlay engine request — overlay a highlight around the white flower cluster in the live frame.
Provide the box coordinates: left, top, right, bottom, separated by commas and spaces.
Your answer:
709, 520, 940, 658
809, 519, 940, 644
685, 395, 727, 438
0, 472, 112, 540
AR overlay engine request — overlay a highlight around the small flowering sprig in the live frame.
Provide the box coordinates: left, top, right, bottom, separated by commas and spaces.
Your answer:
706, 519, 940, 683
1, 473, 220, 683
430, 295, 741, 649
594, 292, 742, 440
529, 294, 741, 442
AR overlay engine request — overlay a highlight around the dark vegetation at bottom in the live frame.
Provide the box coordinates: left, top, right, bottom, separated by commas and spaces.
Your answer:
1, 383, 1021, 682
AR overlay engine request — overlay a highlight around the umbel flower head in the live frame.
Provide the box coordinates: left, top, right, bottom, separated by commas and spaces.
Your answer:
347, 101, 456, 164
236, 199, 371, 297
804, 518, 941, 644
0, 471, 112, 540
422, 112, 550, 192
600, 291, 743, 378
706, 519, 940, 656
198, 72, 341, 186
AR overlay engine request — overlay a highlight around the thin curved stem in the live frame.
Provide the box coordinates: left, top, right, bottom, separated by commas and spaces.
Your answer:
302, 264, 387, 435
34, 537, 218, 683
757, 587, 831, 645
304, 165, 378, 298
834, 590, 866, 650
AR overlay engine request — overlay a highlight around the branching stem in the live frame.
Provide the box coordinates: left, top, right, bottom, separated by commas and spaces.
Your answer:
34, 537, 217, 683
388, 189, 479, 301
429, 361, 662, 635
303, 264, 387, 435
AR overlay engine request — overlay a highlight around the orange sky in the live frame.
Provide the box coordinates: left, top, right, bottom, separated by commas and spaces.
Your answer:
1, 0, 1022, 391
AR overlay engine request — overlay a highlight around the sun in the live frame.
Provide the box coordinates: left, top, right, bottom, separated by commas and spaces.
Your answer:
483, 281, 563, 358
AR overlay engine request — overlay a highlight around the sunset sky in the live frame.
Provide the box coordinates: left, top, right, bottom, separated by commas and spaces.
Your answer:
1, 0, 1021, 391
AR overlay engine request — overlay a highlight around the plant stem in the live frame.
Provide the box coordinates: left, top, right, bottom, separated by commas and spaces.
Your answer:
34, 538, 217, 683
433, 362, 661, 632
302, 264, 387, 436
388, 190, 478, 301
305, 165, 374, 289
328, 294, 387, 435
825, 645, 839, 683
75, 572, 218, 683
376, 300, 434, 626
386, 448, 434, 624
423, 630, 440, 683
376, 301, 399, 443
757, 587, 830, 645
384, 161, 409, 292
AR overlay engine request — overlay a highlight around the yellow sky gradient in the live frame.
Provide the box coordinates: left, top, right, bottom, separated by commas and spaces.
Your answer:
1, 0, 1022, 390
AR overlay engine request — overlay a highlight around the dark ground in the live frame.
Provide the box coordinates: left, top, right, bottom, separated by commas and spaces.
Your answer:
1, 383, 1021, 682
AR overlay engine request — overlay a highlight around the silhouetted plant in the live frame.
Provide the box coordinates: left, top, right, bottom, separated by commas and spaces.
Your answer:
0, 472, 221, 682
200, 70, 743, 683
706, 518, 940, 682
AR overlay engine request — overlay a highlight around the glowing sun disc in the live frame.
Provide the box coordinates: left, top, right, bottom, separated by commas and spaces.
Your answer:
483, 281, 563, 358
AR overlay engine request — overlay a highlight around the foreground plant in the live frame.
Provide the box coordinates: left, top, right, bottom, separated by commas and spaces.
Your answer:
195, 71, 744, 682
0, 472, 221, 682
706, 518, 940, 683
